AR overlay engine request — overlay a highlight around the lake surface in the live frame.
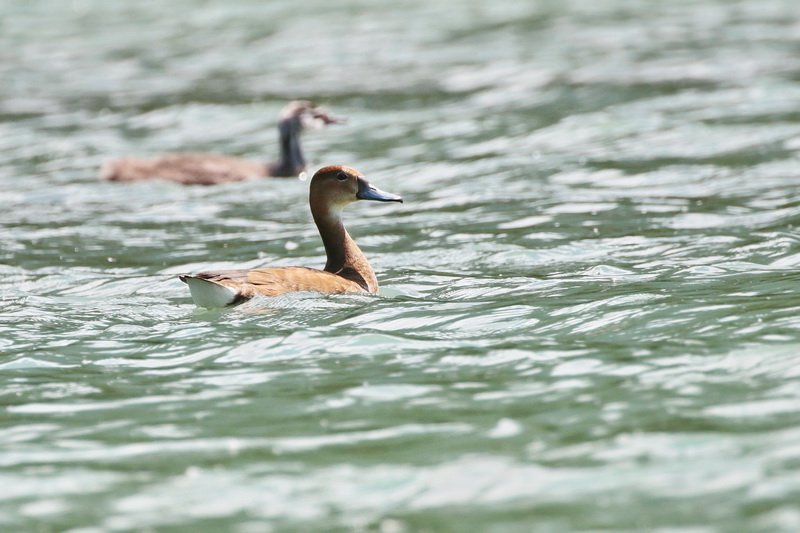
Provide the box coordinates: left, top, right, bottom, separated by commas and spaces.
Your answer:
3, 0, 800, 531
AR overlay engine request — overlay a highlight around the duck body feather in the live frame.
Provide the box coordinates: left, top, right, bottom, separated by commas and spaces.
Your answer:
181, 267, 367, 306
101, 153, 268, 185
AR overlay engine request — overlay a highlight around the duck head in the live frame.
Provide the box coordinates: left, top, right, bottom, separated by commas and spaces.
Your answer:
272, 102, 345, 177
280, 100, 344, 132
310, 166, 402, 219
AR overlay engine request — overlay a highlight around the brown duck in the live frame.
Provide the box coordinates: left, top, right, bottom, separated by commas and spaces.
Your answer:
180, 165, 403, 307
100, 101, 342, 185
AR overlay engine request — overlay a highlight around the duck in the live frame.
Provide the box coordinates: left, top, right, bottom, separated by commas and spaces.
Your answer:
180, 165, 403, 308
100, 101, 342, 185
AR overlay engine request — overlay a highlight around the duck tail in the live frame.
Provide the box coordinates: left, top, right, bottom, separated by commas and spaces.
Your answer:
99, 160, 119, 181
181, 275, 238, 308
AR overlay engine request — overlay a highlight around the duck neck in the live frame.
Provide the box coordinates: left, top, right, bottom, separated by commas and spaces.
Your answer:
313, 208, 378, 293
273, 118, 305, 176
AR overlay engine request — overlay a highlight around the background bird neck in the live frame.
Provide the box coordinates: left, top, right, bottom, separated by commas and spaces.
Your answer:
274, 118, 305, 176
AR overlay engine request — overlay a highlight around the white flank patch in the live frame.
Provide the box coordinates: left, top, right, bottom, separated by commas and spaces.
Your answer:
185, 277, 237, 308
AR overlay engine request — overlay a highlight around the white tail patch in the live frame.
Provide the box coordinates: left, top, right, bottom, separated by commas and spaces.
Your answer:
184, 277, 237, 308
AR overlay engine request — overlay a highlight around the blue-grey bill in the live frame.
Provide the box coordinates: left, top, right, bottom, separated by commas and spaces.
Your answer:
356, 177, 403, 203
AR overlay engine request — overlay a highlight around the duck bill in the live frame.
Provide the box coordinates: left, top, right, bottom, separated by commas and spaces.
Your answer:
356, 177, 403, 203
311, 107, 346, 125
319, 113, 346, 125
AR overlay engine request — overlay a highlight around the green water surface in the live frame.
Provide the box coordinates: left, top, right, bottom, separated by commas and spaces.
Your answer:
2, 0, 800, 531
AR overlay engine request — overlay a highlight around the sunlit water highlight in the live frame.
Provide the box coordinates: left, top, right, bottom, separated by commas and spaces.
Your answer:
2, 0, 800, 531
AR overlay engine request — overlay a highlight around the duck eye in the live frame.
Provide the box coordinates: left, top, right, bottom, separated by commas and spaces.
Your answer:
336, 172, 348, 182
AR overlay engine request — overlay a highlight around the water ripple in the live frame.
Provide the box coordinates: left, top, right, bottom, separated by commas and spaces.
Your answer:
3, 0, 800, 531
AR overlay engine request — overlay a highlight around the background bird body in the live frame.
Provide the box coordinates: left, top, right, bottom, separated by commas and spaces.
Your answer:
100, 101, 341, 185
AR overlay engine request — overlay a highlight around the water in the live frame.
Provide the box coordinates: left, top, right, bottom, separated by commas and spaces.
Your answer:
2, 0, 800, 531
